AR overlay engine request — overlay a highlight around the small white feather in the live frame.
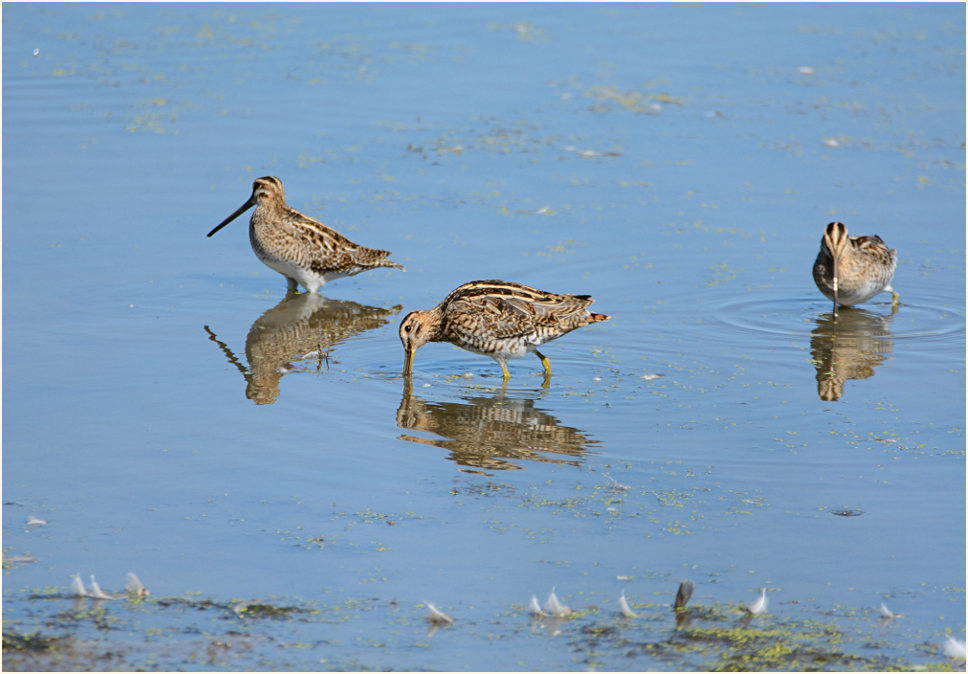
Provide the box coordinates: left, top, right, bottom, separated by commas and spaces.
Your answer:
528, 595, 546, 616
71, 573, 87, 597
879, 602, 902, 620
605, 475, 631, 491
544, 587, 571, 617
125, 572, 149, 598
423, 600, 455, 624
89, 574, 117, 600
744, 588, 767, 616
618, 591, 638, 618
944, 636, 966, 659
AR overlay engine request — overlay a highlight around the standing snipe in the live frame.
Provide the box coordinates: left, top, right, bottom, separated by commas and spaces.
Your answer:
207, 176, 404, 293
398, 280, 610, 380
812, 221, 898, 316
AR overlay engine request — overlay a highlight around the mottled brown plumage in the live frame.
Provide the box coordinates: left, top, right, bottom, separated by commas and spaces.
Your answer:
812, 221, 898, 316
399, 280, 609, 380
208, 176, 404, 293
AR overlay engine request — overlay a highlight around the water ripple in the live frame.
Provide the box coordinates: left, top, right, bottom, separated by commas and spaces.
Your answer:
710, 295, 964, 342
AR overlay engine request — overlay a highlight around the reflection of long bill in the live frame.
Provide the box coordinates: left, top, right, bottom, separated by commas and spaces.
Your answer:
207, 196, 255, 237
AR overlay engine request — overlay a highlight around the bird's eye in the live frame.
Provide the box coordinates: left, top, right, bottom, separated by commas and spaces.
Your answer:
404, 325, 412, 333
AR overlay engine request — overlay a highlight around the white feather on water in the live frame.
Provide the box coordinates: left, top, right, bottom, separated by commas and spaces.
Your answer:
618, 591, 637, 618
744, 588, 767, 616
879, 602, 903, 620
423, 601, 455, 624
605, 475, 631, 491
125, 572, 149, 598
89, 574, 117, 600
70, 573, 87, 597
528, 595, 546, 616
544, 587, 571, 617
944, 636, 966, 659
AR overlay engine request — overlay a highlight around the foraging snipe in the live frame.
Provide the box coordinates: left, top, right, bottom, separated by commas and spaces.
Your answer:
207, 176, 404, 293
812, 221, 898, 316
399, 280, 609, 380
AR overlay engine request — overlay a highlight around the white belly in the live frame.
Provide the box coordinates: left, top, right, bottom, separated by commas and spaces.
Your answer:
261, 255, 328, 293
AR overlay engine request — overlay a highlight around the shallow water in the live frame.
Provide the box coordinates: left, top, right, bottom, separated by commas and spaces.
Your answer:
2, 3, 965, 671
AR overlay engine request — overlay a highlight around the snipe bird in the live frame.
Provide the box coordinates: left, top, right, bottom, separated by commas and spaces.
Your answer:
207, 176, 404, 293
812, 221, 898, 316
399, 280, 610, 380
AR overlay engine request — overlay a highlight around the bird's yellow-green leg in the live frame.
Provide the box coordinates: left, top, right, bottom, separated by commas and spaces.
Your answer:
536, 350, 552, 378
890, 289, 900, 313
500, 362, 511, 380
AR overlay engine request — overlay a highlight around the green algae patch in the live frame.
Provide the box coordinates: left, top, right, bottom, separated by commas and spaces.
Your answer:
563, 604, 931, 672
2, 630, 68, 653
679, 620, 873, 671
152, 596, 309, 621
232, 602, 306, 619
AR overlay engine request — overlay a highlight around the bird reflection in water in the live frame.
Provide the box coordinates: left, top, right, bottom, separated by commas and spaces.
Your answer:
396, 380, 596, 473
810, 307, 894, 401
205, 293, 401, 404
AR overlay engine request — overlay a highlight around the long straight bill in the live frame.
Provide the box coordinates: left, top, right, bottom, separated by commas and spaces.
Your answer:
831, 254, 839, 317
207, 198, 254, 237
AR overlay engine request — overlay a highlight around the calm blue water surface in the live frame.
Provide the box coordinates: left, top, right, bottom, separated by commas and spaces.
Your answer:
3, 3, 964, 671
